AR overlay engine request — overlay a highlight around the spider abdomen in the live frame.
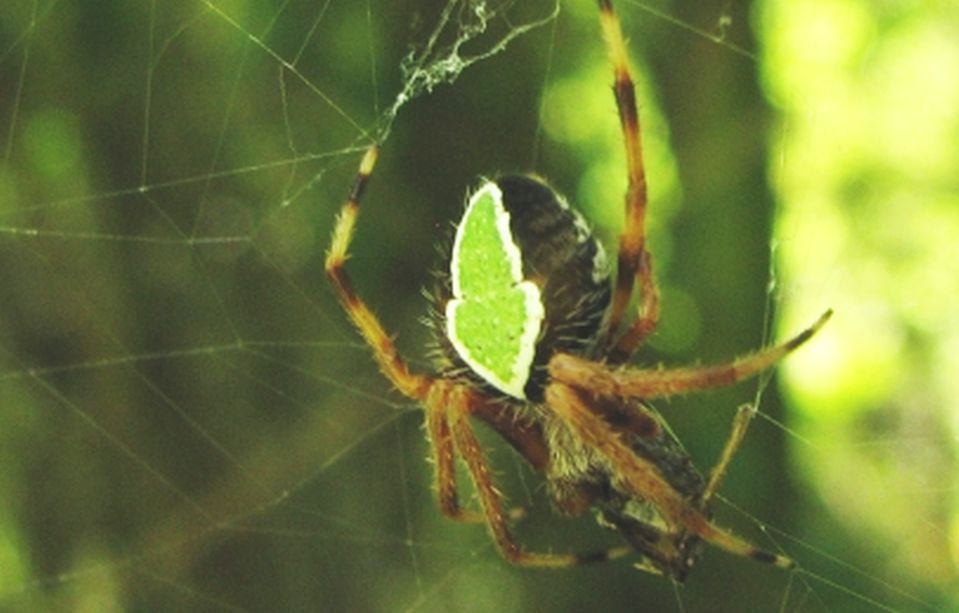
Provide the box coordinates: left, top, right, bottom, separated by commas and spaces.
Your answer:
434, 175, 611, 401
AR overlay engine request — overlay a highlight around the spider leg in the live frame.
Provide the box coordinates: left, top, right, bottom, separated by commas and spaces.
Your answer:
596, 0, 660, 358
425, 383, 485, 524
702, 403, 756, 505
545, 381, 794, 569
437, 381, 632, 567
550, 309, 833, 399
325, 148, 490, 524
325, 145, 432, 401
426, 384, 535, 524
609, 250, 660, 364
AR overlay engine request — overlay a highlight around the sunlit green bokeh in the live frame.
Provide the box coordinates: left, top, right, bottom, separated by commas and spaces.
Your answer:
765, 0, 959, 595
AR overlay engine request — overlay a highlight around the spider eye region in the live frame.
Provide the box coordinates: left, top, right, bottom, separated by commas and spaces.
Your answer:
446, 182, 545, 399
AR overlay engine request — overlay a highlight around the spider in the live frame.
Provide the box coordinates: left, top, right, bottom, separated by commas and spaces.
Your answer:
325, 0, 830, 580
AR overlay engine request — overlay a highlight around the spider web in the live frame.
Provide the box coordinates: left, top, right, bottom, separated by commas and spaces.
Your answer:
0, 0, 954, 611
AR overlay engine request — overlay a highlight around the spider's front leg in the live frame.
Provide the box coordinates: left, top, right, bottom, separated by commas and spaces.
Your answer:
324, 147, 482, 525
550, 309, 833, 399
324, 145, 432, 401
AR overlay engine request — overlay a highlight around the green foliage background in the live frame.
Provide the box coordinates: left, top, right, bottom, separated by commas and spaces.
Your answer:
0, 0, 956, 611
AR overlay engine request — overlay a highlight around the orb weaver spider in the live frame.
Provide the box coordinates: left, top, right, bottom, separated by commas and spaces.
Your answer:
325, 0, 830, 580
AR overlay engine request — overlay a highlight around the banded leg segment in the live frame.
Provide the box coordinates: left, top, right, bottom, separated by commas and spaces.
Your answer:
325, 146, 432, 400
610, 250, 660, 363
597, 0, 659, 357
550, 310, 833, 400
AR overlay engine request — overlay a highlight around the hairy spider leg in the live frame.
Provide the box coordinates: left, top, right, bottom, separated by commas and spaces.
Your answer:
597, 0, 660, 361
440, 381, 632, 567
427, 385, 544, 526
326, 146, 483, 526
544, 382, 794, 569
701, 403, 758, 506
325, 145, 632, 567
424, 382, 486, 524
325, 146, 432, 401
549, 309, 832, 399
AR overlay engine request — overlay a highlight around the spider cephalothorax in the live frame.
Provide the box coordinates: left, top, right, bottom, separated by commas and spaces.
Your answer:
325, 0, 831, 580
